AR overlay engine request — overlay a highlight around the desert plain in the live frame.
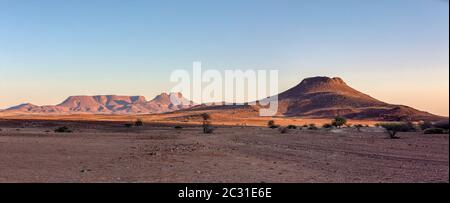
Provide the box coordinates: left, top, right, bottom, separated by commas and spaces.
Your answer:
0, 117, 448, 183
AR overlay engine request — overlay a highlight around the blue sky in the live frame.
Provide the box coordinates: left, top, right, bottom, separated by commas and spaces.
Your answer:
0, 0, 448, 116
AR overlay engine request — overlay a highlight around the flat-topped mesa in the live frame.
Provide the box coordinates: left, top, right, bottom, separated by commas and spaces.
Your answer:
6, 103, 38, 111
301, 76, 346, 85
59, 95, 147, 106
279, 76, 362, 99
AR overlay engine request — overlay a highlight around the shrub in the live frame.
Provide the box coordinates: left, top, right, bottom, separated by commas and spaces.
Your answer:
54, 126, 72, 133
124, 123, 133, 128
174, 126, 183, 129
433, 120, 449, 130
307, 124, 318, 130
287, 125, 297, 129
268, 120, 280, 128
322, 123, 333, 129
331, 116, 347, 128
279, 127, 289, 134
419, 121, 433, 130
203, 125, 214, 134
269, 125, 280, 129
135, 119, 144, 127
423, 128, 446, 134
302, 124, 309, 128
378, 122, 416, 139
354, 124, 364, 132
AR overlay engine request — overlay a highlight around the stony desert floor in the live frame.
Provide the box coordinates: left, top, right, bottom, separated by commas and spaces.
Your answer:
0, 120, 448, 183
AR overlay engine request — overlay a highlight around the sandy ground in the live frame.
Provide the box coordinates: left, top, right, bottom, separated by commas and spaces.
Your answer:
0, 120, 448, 183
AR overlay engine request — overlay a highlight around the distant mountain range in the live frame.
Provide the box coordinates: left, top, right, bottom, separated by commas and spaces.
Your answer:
0, 76, 445, 121
2, 92, 194, 115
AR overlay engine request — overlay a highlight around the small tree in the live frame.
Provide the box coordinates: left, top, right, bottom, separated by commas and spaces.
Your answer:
332, 116, 347, 128
379, 122, 416, 139
201, 113, 213, 134
135, 119, 144, 127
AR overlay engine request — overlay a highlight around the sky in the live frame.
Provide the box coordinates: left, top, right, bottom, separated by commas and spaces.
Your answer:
0, 0, 448, 116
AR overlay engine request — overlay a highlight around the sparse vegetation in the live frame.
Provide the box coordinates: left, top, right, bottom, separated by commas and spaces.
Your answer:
322, 123, 333, 129
433, 120, 449, 130
423, 128, 446, 134
332, 116, 347, 128
307, 124, 318, 130
201, 113, 214, 134
135, 119, 144, 127
419, 121, 433, 130
124, 123, 133, 128
378, 122, 416, 139
302, 124, 309, 128
174, 125, 183, 129
203, 125, 215, 134
287, 125, 297, 129
54, 126, 72, 133
268, 120, 280, 129
354, 124, 364, 132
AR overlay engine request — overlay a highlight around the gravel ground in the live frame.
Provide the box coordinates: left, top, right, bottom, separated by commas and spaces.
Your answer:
0, 122, 448, 183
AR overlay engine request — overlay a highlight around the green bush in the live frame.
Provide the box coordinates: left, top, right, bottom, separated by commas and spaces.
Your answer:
423, 128, 446, 134
287, 125, 297, 129
54, 126, 72, 133
331, 116, 347, 128
322, 123, 333, 129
